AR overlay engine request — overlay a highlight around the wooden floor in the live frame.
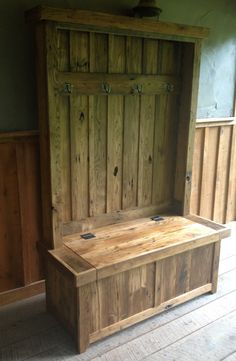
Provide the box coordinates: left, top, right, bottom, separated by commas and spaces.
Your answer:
0, 224, 236, 361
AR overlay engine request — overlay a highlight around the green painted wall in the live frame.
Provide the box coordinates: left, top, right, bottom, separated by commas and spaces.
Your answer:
0, 0, 235, 131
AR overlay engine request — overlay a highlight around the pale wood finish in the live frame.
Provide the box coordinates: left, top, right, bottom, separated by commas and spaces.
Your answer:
0, 226, 235, 360
191, 120, 236, 223
47, 214, 229, 352
64, 215, 229, 276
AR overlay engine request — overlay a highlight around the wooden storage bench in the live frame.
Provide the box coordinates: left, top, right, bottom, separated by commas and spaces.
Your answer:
46, 214, 230, 353
26, 5, 230, 355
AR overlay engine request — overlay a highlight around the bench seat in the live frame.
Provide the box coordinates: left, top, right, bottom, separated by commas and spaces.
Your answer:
46, 214, 230, 353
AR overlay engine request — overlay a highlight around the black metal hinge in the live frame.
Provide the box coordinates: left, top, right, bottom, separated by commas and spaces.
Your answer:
80, 233, 96, 240
150, 215, 164, 222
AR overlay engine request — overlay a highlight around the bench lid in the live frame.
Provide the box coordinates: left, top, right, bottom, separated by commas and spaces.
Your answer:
61, 214, 230, 280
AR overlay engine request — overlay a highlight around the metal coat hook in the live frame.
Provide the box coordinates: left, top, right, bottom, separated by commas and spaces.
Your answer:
165, 83, 175, 93
131, 84, 143, 94
102, 82, 111, 94
64, 83, 73, 94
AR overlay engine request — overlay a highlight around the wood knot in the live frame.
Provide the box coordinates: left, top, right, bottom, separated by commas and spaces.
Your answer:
113, 166, 118, 177
79, 112, 85, 121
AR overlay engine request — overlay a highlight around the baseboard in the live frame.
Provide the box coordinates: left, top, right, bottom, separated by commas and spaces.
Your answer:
0, 280, 45, 307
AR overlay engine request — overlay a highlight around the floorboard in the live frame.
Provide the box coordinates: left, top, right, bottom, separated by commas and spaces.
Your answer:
0, 224, 235, 361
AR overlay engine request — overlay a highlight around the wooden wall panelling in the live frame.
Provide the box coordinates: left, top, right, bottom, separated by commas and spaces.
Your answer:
226, 125, 236, 222
213, 126, 232, 223
190, 121, 236, 223
0, 132, 43, 294
190, 127, 204, 215
15, 140, 43, 284
0, 143, 24, 292
199, 127, 219, 219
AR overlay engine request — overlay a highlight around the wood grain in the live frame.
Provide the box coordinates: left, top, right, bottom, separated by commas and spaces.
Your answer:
191, 122, 236, 223
26, 6, 210, 40
0, 137, 43, 294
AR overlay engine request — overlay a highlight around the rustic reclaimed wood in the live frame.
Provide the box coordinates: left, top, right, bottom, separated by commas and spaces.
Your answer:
0, 131, 42, 294
34, 23, 190, 245
191, 119, 236, 223
47, 214, 229, 352
26, 6, 209, 40
26, 5, 230, 354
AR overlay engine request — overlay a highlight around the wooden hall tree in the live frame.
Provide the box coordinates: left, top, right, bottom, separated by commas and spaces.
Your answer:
26, 6, 230, 353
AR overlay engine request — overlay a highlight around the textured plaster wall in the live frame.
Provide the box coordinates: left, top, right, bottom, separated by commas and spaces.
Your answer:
0, 0, 235, 131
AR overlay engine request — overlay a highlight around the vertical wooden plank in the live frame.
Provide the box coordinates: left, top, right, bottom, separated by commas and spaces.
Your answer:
154, 260, 163, 307
190, 128, 204, 215
158, 40, 182, 75
98, 272, 129, 328
198, 127, 209, 217
0, 144, 24, 291
152, 95, 166, 204
190, 244, 214, 290
89, 33, 108, 216
45, 24, 66, 246
138, 39, 157, 207
122, 96, 140, 209
161, 256, 177, 302
152, 39, 181, 207
122, 37, 142, 209
175, 251, 191, 296
90, 32, 108, 73
127, 264, 155, 316
107, 96, 123, 212
138, 95, 155, 206
226, 125, 236, 222
107, 35, 125, 212
70, 31, 89, 220
143, 39, 158, 75
77, 285, 91, 353
70, 31, 89, 73
35, 23, 53, 248
70, 96, 89, 220
108, 34, 125, 74
199, 126, 219, 219
211, 241, 221, 294
57, 30, 71, 223
174, 41, 202, 215
213, 126, 231, 223
46, 261, 76, 337
15, 140, 43, 285
89, 96, 107, 216
152, 95, 178, 205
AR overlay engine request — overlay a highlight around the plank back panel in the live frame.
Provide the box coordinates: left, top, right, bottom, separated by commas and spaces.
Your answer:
52, 28, 183, 235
